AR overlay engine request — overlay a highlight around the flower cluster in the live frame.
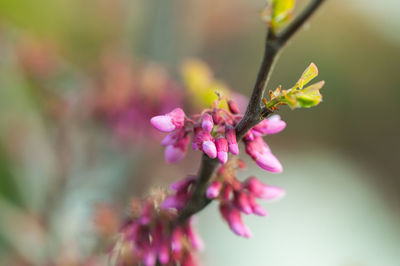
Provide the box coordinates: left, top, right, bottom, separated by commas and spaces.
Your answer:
112, 195, 202, 266
151, 98, 286, 173
207, 159, 285, 237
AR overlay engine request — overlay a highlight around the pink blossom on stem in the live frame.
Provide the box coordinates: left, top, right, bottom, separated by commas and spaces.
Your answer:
228, 100, 240, 114
233, 191, 253, 215
143, 249, 156, 266
201, 113, 214, 133
247, 194, 268, 216
164, 133, 190, 163
170, 175, 196, 191
151, 108, 185, 132
245, 136, 282, 173
206, 180, 222, 199
202, 140, 217, 159
215, 137, 228, 164
225, 125, 239, 155
185, 220, 205, 251
219, 203, 251, 238
158, 240, 170, 264
193, 129, 217, 158
244, 176, 285, 200
171, 227, 184, 252
252, 115, 286, 135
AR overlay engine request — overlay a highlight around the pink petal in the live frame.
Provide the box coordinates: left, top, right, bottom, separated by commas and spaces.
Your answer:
256, 151, 283, 173
262, 186, 286, 201
206, 180, 222, 199
165, 145, 185, 164
150, 115, 175, 132
229, 144, 239, 155
202, 140, 217, 159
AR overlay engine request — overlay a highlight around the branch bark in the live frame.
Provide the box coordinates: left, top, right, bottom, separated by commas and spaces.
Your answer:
176, 0, 326, 225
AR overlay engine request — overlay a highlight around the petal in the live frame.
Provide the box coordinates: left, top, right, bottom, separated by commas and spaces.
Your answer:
151, 115, 175, 132
256, 151, 283, 173
165, 145, 185, 164
202, 140, 217, 159
217, 151, 228, 164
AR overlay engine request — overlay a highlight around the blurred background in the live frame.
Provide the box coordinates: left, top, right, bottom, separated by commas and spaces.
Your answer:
0, 0, 399, 265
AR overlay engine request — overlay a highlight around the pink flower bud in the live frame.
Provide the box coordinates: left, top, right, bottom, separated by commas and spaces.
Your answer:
212, 110, 222, 124
161, 194, 188, 210
228, 100, 240, 114
261, 185, 285, 201
206, 180, 222, 199
185, 222, 204, 251
244, 130, 255, 141
244, 177, 285, 200
170, 175, 196, 191
255, 150, 283, 173
164, 134, 190, 164
150, 108, 185, 132
143, 249, 156, 266
215, 137, 228, 164
220, 204, 251, 238
252, 115, 286, 135
245, 137, 282, 173
161, 132, 177, 146
221, 185, 233, 201
158, 240, 170, 264
233, 191, 253, 214
171, 228, 184, 252
202, 140, 217, 159
225, 126, 239, 155
247, 194, 268, 216
165, 145, 185, 163
201, 113, 214, 133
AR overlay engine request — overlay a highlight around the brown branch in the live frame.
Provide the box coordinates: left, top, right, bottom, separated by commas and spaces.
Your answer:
176, 0, 326, 225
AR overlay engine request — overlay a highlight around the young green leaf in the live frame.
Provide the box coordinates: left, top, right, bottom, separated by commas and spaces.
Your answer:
271, 0, 296, 31
296, 62, 319, 89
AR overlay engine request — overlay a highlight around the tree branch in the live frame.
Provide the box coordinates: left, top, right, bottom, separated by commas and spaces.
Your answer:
176, 0, 325, 225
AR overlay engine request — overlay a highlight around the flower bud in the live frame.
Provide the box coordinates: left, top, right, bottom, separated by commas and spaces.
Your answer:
202, 140, 217, 159
228, 100, 240, 114
215, 137, 228, 164
233, 191, 253, 215
245, 137, 282, 173
150, 108, 185, 132
225, 126, 239, 155
244, 176, 285, 200
252, 115, 286, 135
206, 180, 222, 199
201, 113, 214, 133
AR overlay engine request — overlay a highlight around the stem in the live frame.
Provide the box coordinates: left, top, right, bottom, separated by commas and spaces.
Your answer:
176, 0, 325, 224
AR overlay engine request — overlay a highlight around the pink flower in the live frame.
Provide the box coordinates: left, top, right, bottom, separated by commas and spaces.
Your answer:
219, 203, 252, 238
228, 100, 240, 114
164, 133, 190, 163
151, 108, 185, 132
185, 219, 204, 251
252, 115, 286, 136
193, 129, 217, 159
247, 194, 268, 216
206, 180, 222, 199
233, 191, 253, 215
245, 136, 283, 173
201, 113, 214, 133
215, 137, 228, 164
225, 125, 239, 155
244, 176, 285, 200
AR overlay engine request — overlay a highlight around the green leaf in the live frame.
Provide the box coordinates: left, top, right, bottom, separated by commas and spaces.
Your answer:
294, 81, 325, 108
296, 90, 322, 108
270, 0, 296, 31
296, 62, 318, 89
